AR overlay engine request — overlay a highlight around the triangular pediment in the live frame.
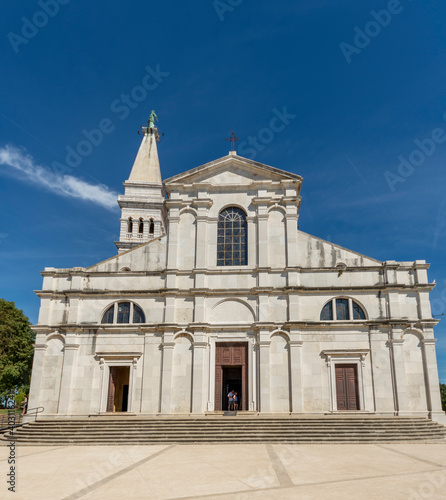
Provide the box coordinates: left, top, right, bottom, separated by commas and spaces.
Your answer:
163, 154, 302, 188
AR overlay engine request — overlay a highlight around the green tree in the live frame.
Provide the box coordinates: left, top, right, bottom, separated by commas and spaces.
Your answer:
441, 384, 446, 412
0, 299, 35, 405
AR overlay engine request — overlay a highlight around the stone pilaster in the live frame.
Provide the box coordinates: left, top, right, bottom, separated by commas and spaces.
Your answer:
57, 337, 80, 414
193, 198, 213, 270
389, 335, 409, 414
258, 328, 271, 413
421, 338, 446, 423
369, 327, 395, 414
289, 338, 304, 413
160, 332, 175, 414
27, 343, 47, 414
192, 335, 208, 413
247, 216, 256, 267
140, 332, 162, 414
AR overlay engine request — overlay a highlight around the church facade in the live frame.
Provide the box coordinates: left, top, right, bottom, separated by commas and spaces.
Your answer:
28, 124, 445, 423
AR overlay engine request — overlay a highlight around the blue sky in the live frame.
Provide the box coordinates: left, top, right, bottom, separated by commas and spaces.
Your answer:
1, 0, 446, 381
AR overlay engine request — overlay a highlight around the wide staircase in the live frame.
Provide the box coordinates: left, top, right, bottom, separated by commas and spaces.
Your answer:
2, 416, 446, 445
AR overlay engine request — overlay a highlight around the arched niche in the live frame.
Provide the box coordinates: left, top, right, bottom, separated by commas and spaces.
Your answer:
210, 299, 255, 324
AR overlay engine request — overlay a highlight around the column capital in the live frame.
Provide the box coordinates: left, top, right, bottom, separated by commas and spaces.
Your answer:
289, 340, 303, 347
389, 338, 405, 346
421, 338, 437, 345
160, 342, 175, 349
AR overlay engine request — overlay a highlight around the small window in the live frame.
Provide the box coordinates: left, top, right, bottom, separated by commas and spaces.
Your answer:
353, 301, 366, 320
133, 305, 145, 323
149, 220, 155, 234
138, 218, 144, 234
117, 302, 131, 323
320, 301, 333, 320
336, 299, 349, 320
127, 218, 133, 234
101, 305, 114, 324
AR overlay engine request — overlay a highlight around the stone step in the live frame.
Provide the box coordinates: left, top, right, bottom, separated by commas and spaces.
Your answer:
19, 424, 444, 431
6, 417, 444, 445
5, 436, 445, 445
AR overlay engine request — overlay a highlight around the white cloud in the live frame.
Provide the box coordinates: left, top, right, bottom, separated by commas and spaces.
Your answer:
0, 145, 118, 210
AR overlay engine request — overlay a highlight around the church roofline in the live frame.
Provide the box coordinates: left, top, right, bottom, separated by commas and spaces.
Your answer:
163, 154, 303, 188
86, 234, 166, 270
298, 230, 383, 264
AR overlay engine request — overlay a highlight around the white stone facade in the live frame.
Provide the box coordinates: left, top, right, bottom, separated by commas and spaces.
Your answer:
28, 132, 446, 423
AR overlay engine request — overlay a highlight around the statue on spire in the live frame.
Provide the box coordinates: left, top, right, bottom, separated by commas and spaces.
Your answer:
148, 110, 158, 129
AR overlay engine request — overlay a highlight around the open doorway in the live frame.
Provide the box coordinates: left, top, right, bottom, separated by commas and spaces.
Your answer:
223, 366, 242, 410
107, 366, 130, 412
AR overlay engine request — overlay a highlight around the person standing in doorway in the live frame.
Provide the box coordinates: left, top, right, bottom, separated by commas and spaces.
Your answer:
227, 389, 234, 411
233, 392, 238, 411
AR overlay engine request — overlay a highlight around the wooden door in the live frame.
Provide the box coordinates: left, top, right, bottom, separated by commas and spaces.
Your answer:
335, 364, 359, 411
215, 342, 248, 411
107, 367, 116, 412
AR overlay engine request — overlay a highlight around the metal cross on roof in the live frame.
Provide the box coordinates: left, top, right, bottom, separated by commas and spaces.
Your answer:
225, 127, 239, 151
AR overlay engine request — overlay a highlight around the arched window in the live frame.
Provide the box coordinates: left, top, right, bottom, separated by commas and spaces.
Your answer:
117, 302, 130, 323
100, 302, 146, 324
217, 207, 247, 266
101, 304, 114, 324
127, 218, 133, 234
336, 299, 349, 320
138, 218, 144, 234
320, 301, 333, 321
320, 298, 366, 321
352, 301, 366, 320
149, 219, 155, 234
133, 305, 145, 323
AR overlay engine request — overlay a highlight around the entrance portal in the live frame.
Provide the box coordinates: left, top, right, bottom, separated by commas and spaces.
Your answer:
107, 366, 130, 412
215, 342, 248, 411
223, 366, 242, 410
335, 364, 359, 411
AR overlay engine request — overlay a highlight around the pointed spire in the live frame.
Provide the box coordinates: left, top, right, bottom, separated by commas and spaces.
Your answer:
127, 123, 162, 184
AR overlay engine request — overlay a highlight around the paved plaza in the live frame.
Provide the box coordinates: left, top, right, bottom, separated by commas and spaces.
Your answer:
1, 442, 446, 499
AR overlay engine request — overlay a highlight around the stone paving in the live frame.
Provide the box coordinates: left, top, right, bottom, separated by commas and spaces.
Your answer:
1, 442, 446, 499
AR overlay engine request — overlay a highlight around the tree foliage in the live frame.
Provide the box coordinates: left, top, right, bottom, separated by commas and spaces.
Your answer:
441, 384, 446, 412
0, 299, 35, 403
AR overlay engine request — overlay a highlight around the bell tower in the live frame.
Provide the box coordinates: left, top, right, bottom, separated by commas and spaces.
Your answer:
115, 113, 167, 253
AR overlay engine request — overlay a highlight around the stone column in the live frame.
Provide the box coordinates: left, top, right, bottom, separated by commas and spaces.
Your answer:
131, 216, 139, 240
289, 339, 304, 413
389, 337, 409, 414
192, 337, 208, 414
422, 338, 446, 423
159, 332, 175, 414
57, 338, 80, 415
